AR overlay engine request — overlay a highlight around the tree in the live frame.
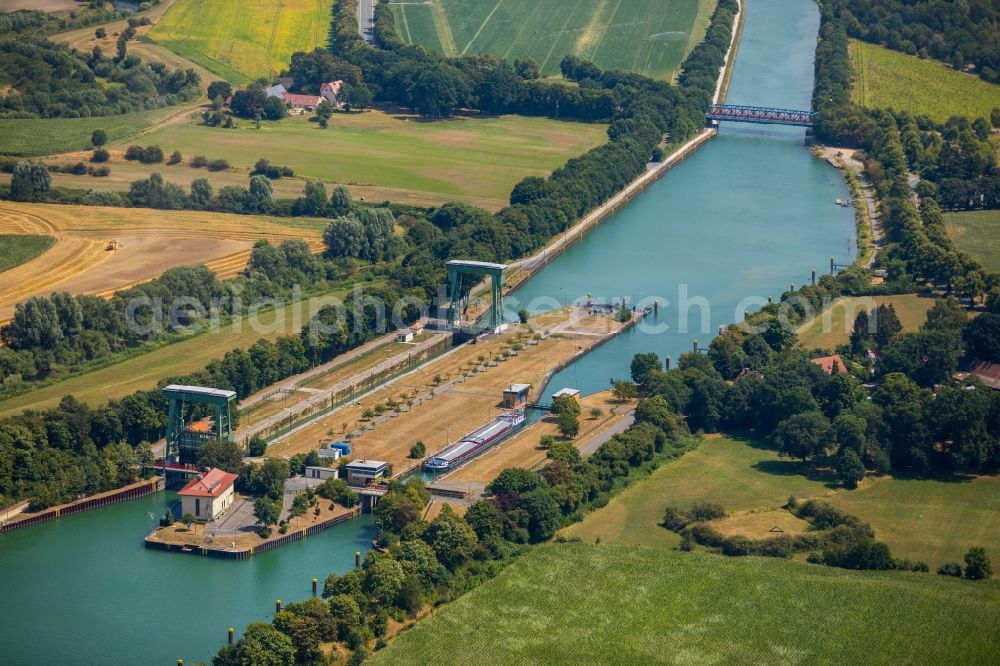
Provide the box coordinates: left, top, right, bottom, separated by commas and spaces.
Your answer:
630, 352, 662, 385
254, 457, 289, 499
611, 380, 638, 402
298, 179, 327, 216
327, 594, 362, 640
519, 487, 561, 541
964, 314, 1000, 362
964, 547, 992, 580
873, 303, 902, 348
409, 440, 425, 458
514, 57, 541, 80
937, 562, 962, 577
774, 411, 832, 461
230, 83, 268, 119
557, 410, 579, 438
373, 490, 420, 532
190, 178, 214, 208
832, 413, 867, 455
550, 394, 580, 416
315, 100, 334, 128
486, 467, 544, 496
196, 439, 244, 474
182, 512, 195, 529
330, 185, 352, 216
237, 622, 294, 666
923, 297, 967, 333
91, 129, 107, 147
362, 553, 405, 603
95, 27, 106, 39
590, 407, 603, 419
837, 449, 865, 489
248, 174, 273, 212
323, 216, 365, 257
518, 308, 529, 324
91, 148, 109, 163
422, 505, 477, 568
253, 496, 281, 528
10, 161, 51, 202
207, 80, 233, 102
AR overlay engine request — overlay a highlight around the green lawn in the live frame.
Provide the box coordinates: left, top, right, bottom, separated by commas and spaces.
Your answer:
149, 0, 335, 83
390, 0, 717, 80
796, 294, 936, 351
561, 434, 835, 548
109, 110, 607, 210
0, 108, 177, 157
827, 474, 1000, 568
850, 39, 1000, 123
944, 210, 1000, 273
371, 543, 1000, 665
0, 235, 54, 273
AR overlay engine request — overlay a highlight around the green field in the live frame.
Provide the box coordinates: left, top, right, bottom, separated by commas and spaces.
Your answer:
944, 210, 1000, 273
371, 543, 1000, 665
149, 0, 335, 83
827, 474, 1000, 568
796, 294, 936, 350
850, 40, 1000, 123
0, 288, 360, 418
0, 108, 177, 157
0, 235, 54, 273
106, 111, 607, 210
561, 435, 834, 548
389, 0, 717, 80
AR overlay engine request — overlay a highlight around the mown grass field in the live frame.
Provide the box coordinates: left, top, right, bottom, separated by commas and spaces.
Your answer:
850, 39, 1000, 123
796, 293, 935, 350
149, 0, 335, 83
944, 210, 1000, 273
0, 108, 177, 157
0, 235, 54, 273
561, 435, 835, 548
389, 0, 717, 80
371, 543, 1000, 665
0, 287, 359, 418
827, 474, 1000, 569
95, 111, 606, 209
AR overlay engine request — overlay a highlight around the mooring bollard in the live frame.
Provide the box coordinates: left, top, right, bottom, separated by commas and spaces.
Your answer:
811, 268, 817, 285
228, 628, 234, 645
275, 599, 281, 613
177, 660, 183, 666
664, 355, 671, 371
312, 578, 318, 597
355, 551, 361, 568
692, 339, 698, 353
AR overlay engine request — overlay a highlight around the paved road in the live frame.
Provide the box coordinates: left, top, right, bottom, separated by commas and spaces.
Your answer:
358, 0, 376, 44
578, 411, 635, 456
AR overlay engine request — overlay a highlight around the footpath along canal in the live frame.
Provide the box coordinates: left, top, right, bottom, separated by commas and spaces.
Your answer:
0, 1, 853, 663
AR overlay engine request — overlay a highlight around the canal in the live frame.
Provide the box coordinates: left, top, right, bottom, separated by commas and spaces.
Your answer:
513, 0, 855, 398
0, 1, 853, 663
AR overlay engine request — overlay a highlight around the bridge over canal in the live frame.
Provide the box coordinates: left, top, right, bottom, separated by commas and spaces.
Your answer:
706, 104, 815, 127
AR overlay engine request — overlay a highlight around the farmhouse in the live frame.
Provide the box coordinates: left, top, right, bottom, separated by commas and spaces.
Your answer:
811, 354, 848, 375
283, 92, 323, 111
177, 467, 238, 522
955, 360, 1000, 390
320, 80, 344, 105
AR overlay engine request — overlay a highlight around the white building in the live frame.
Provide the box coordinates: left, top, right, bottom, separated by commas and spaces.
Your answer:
177, 468, 238, 522
345, 459, 389, 486
305, 465, 339, 481
320, 80, 343, 105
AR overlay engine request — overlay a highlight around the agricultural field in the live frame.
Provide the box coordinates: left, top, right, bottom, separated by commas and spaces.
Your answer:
148, 0, 335, 83
0, 202, 326, 320
944, 210, 1000, 273
0, 286, 356, 418
560, 434, 834, 549
389, 0, 717, 80
796, 293, 936, 350
0, 235, 54, 273
850, 39, 1000, 123
827, 474, 1000, 569
21, 110, 607, 210
371, 543, 1000, 665
0, 108, 178, 157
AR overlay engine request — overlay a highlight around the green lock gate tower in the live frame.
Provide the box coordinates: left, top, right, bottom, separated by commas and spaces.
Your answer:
446, 260, 508, 331
163, 384, 237, 463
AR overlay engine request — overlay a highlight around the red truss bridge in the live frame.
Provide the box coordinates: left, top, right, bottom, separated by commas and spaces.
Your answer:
706, 104, 815, 127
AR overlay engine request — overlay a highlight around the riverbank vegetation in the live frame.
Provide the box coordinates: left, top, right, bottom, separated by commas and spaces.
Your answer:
850, 39, 1000, 123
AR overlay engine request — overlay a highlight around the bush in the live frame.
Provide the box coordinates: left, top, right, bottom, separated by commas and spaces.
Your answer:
409, 440, 426, 458
206, 159, 229, 172
90, 148, 109, 163
661, 506, 689, 531
91, 129, 107, 147
87, 166, 111, 177
141, 145, 163, 164
124, 145, 144, 161
688, 502, 726, 522
69, 162, 87, 175
167, 150, 182, 165
822, 539, 894, 570
190, 155, 208, 168
937, 562, 963, 577
247, 435, 267, 456
964, 547, 992, 580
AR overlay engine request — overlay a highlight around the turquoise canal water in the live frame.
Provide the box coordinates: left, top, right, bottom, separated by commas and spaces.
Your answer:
512, 0, 855, 399
0, 1, 853, 663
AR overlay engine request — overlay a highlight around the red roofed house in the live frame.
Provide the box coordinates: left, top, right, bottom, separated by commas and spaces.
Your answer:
320, 80, 343, 105
812, 354, 848, 375
283, 92, 323, 111
177, 467, 238, 521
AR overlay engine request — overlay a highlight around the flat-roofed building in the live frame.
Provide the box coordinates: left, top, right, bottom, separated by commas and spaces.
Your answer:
345, 459, 389, 486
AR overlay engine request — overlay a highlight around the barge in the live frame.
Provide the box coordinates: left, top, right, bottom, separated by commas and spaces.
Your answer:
424, 410, 526, 471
